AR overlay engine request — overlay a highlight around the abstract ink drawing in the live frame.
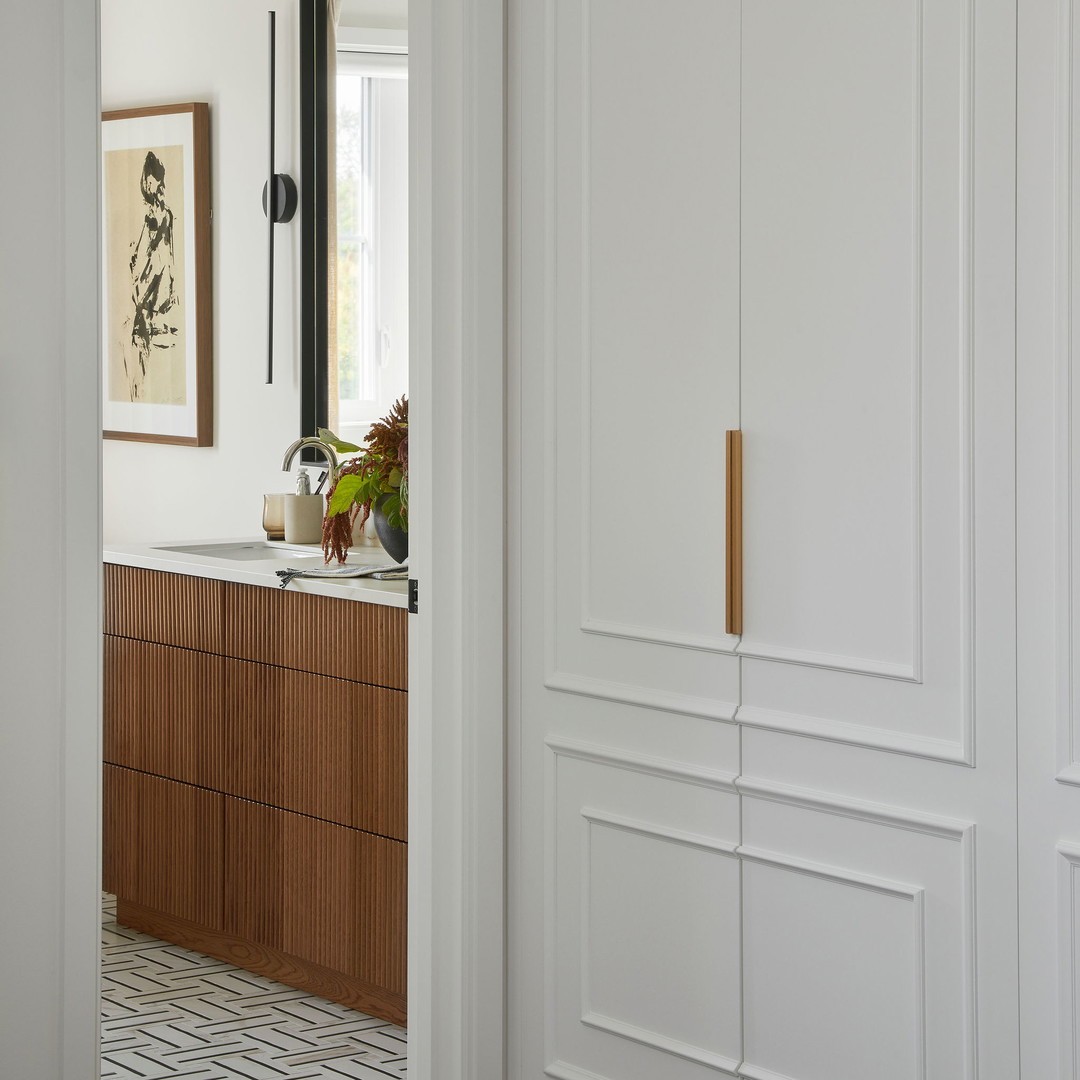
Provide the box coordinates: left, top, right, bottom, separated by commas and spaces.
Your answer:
102, 103, 212, 445
105, 141, 187, 406
126, 150, 180, 400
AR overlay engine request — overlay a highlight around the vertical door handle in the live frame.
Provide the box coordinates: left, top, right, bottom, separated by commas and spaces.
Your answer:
726, 430, 743, 636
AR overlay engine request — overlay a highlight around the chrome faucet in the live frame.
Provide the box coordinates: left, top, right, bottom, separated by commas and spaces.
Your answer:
281, 437, 339, 482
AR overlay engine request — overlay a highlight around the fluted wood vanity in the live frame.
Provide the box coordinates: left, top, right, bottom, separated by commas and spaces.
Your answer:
102, 563, 408, 1025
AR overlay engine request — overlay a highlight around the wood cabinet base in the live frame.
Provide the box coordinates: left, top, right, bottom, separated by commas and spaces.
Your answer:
116, 899, 407, 1027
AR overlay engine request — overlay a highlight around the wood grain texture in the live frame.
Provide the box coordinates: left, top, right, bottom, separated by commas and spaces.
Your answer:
225, 659, 407, 840
115, 899, 407, 1025
225, 799, 407, 998
104, 565, 224, 653
104, 637, 224, 788
103, 564, 408, 1014
190, 102, 213, 446
103, 765, 224, 929
223, 581, 407, 689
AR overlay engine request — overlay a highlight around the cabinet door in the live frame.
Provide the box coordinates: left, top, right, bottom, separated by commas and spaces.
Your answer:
736, 0, 1001, 763
223, 582, 408, 689
225, 659, 407, 840
104, 637, 224, 788
509, 3, 744, 1077
224, 799, 406, 999
103, 764, 224, 929
508, 0, 1018, 1077
733, 3, 1018, 1075
103, 565, 223, 653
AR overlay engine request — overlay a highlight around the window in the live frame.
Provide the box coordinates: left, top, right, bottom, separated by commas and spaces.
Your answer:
334, 49, 408, 444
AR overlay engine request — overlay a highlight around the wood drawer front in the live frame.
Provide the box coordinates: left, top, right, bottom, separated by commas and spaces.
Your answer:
104, 565, 224, 653
103, 765, 224, 929
225, 660, 407, 840
223, 582, 407, 689
104, 637, 224, 789
225, 799, 406, 996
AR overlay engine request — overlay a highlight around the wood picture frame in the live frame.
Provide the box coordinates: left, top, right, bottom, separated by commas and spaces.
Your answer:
101, 103, 212, 445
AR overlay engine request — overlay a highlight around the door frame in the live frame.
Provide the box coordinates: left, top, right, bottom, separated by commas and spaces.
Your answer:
408, 0, 506, 1078
11, 0, 507, 1076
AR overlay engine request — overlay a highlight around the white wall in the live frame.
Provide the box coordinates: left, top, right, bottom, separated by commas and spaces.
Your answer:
0, 0, 102, 1074
100, 0, 305, 543
340, 0, 408, 30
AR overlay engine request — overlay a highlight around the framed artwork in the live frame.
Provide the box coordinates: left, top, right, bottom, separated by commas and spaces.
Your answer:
101, 103, 212, 445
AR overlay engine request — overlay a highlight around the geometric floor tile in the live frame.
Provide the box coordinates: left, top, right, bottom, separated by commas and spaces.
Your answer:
102, 896, 407, 1079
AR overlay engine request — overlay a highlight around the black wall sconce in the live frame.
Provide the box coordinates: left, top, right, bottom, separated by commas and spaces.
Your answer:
264, 8, 298, 385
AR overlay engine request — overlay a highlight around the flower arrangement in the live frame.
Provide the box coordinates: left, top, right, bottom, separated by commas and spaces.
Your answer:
318, 396, 409, 564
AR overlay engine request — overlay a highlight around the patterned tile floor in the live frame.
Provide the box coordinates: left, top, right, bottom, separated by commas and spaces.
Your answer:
101, 896, 407, 1079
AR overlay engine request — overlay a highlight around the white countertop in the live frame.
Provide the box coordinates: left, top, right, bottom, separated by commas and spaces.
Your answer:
103, 538, 410, 609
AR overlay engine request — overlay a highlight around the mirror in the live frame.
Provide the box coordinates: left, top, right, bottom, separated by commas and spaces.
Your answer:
299, 0, 330, 443
302, 0, 409, 449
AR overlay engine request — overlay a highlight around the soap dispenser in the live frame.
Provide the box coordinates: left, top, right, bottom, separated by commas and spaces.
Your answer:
283, 468, 325, 545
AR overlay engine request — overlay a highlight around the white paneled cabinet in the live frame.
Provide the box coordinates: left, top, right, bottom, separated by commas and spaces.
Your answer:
1018, 0, 1080, 1072
509, 0, 1021, 1076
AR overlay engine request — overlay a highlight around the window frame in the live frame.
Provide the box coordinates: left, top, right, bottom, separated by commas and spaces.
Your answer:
334, 48, 410, 445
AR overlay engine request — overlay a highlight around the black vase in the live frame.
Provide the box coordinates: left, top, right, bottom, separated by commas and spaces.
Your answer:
373, 496, 409, 564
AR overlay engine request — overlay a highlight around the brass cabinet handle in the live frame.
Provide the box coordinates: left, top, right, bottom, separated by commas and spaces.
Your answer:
726, 430, 743, 636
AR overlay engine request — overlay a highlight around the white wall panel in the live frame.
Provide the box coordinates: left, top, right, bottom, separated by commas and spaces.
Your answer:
737, 0, 974, 763
550, 750, 742, 1079
582, 814, 740, 1069
741, 789, 972, 1080
545, 0, 741, 720
1059, 0, 1080, 787
1058, 845, 1080, 1077
742, 861, 922, 1080
582, 0, 740, 655
741, 0, 924, 677
1018, 0, 1080, 1068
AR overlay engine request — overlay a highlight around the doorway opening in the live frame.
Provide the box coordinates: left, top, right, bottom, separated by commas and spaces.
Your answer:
98, 2, 413, 1077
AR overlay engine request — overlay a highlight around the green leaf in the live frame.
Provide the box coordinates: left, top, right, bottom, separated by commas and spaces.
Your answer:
318, 427, 363, 453
379, 493, 406, 530
327, 474, 365, 515
388, 467, 402, 488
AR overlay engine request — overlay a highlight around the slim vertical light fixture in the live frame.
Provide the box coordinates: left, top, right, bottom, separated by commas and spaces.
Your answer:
264, 9, 298, 385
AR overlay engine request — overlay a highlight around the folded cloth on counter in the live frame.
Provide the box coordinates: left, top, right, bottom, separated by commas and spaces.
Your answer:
276, 563, 409, 588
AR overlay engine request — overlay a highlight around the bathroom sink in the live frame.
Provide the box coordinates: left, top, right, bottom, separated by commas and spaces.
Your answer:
153, 541, 325, 562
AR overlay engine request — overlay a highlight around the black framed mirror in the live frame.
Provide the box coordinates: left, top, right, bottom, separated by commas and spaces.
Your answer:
298, 1, 409, 455
299, 0, 329, 447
